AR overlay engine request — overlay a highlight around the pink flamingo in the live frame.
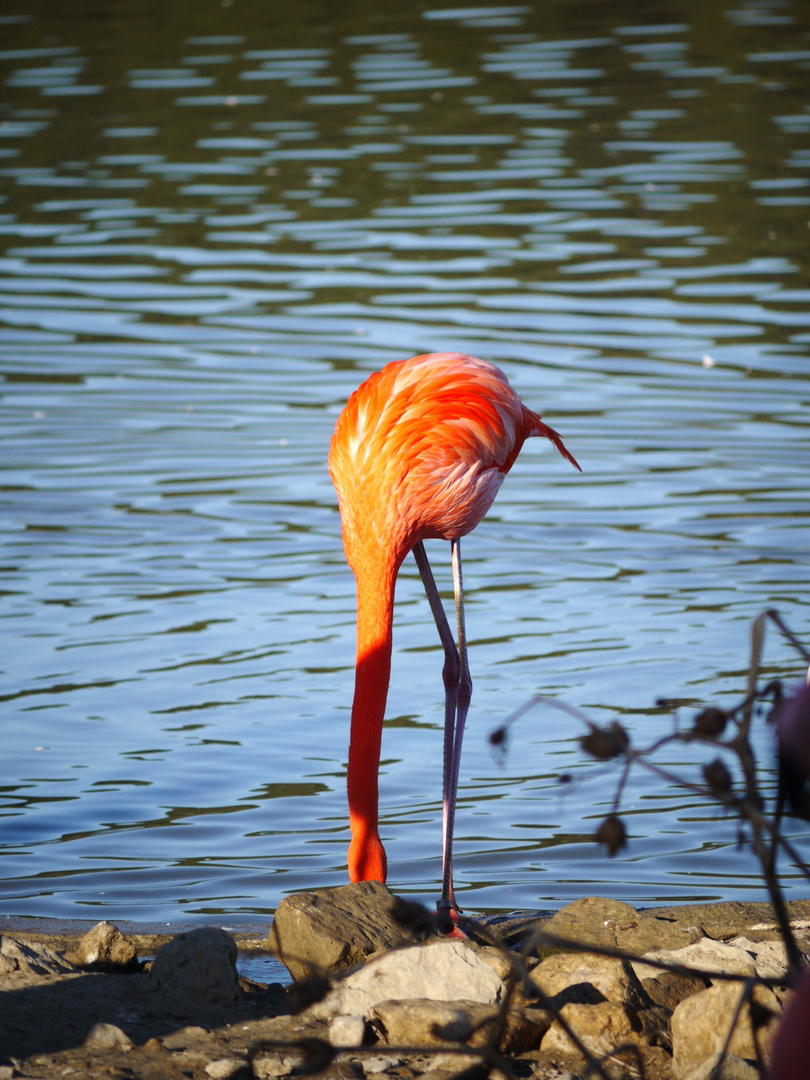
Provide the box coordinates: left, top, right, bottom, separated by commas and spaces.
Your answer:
328, 352, 580, 914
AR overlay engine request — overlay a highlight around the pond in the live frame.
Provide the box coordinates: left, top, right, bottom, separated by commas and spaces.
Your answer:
1, 0, 809, 929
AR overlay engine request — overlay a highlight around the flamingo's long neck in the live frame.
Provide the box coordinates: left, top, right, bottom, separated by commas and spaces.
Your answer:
346, 554, 397, 883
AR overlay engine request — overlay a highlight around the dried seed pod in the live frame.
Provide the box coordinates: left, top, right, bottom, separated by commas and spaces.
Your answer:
692, 707, 729, 739
595, 813, 627, 856
703, 758, 733, 795
580, 721, 630, 761
489, 725, 507, 748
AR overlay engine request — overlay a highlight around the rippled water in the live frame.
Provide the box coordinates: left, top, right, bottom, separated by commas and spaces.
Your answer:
1, 0, 809, 926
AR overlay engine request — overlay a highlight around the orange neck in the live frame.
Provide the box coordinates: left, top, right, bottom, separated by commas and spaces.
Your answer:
346, 555, 397, 883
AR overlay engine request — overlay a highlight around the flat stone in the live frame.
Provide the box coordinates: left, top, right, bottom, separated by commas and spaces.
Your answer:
268, 881, 428, 981
312, 939, 504, 1020
633, 938, 761, 982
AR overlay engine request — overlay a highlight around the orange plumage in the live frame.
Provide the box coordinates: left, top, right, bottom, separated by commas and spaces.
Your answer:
329, 352, 579, 899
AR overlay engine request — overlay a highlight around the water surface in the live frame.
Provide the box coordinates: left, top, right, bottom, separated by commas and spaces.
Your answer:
1, 0, 809, 925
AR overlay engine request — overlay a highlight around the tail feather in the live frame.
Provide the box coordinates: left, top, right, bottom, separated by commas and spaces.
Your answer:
524, 407, 581, 472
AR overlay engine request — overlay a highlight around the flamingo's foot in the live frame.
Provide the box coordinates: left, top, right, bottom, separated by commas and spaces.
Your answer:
436, 898, 468, 939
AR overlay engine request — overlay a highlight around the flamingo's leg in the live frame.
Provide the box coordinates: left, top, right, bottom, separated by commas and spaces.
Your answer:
412, 539, 470, 915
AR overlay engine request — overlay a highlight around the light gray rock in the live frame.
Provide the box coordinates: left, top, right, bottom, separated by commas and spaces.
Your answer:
727, 936, 790, 981
671, 980, 781, 1079
0, 935, 78, 977
312, 939, 503, 1020
204, 1058, 251, 1079
328, 1012, 366, 1047
151, 927, 240, 1008
633, 937, 759, 983
70, 921, 139, 972
83, 1022, 134, 1051
268, 880, 428, 981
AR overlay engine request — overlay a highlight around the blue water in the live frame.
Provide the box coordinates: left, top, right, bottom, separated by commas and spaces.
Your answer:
1, 0, 809, 926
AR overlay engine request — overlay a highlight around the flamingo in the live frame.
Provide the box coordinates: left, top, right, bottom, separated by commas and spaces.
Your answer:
328, 352, 580, 915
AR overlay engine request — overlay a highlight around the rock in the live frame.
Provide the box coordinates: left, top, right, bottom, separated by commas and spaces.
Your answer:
251, 1054, 299, 1079
371, 998, 494, 1048
502, 1004, 554, 1054
151, 927, 240, 1008
727, 935, 790, 980
648, 899, 810, 944
642, 969, 710, 1010
0, 935, 78, 977
161, 1025, 215, 1050
633, 937, 761, 982
329, 1013, 366, 1047
312, 939, 504, 1020
252, 1040, 338, 1077
205, 1059, 251, 1079
671, 980, 781, 1078
361, 1053, 405, 1073
83, 1022, 134, 1051
70, 921, 139, 972
371, 997, 551, 1055
539, 896, 701, 956
530, 950, 651, 1012
638, 1003, 674, 1053
682, 1051, 760, 1080
540, 999, 643, 1057
268, 880, 428, 981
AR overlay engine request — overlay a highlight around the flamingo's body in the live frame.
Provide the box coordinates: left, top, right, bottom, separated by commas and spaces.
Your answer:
328, 352, 579, 908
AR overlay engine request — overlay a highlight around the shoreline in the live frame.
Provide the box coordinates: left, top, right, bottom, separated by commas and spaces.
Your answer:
5, 895, 810, 955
